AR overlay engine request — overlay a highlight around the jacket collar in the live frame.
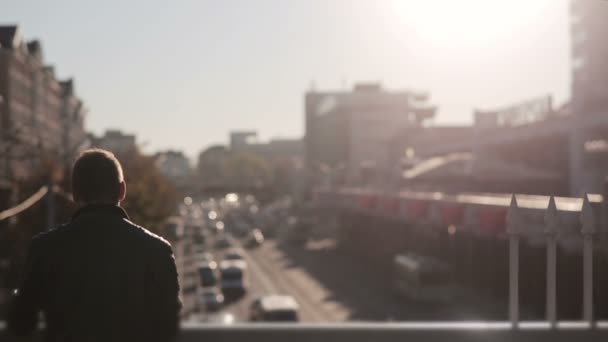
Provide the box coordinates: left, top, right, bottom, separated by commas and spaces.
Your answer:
72, 204, 130, 221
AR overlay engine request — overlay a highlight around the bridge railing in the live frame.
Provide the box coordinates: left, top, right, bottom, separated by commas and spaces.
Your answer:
1, 321, 608, 342
313, 187, 607, 326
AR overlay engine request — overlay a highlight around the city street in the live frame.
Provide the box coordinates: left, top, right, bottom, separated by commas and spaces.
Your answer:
189, 232, 505, 323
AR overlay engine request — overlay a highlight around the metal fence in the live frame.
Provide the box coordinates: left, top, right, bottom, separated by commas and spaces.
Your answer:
314, 187, 608, 325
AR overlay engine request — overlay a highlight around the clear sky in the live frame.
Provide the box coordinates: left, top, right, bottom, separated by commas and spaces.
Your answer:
3, 0, 570, 160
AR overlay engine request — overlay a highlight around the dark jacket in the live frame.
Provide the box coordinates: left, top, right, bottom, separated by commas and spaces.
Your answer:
7, 204, 182, 342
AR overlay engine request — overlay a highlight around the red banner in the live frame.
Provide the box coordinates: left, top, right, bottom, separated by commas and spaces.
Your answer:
407, 200, 429, 219
441, 204, 465, 225
359, 194, 377, 210
380, 197, 400, 215
478, 208, 507, 234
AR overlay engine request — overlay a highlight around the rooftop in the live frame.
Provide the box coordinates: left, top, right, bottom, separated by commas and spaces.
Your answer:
0, 25, 19, 49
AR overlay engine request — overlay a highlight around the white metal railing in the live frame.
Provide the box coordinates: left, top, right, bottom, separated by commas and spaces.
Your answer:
506, 194, 601, 327
314, 187, 607, 326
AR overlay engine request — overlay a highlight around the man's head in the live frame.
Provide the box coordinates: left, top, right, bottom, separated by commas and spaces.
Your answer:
72, 148, 126, 205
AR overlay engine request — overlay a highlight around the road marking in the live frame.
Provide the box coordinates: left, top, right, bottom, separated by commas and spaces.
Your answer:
239, 240, 335, 322
230, 237, 279, 294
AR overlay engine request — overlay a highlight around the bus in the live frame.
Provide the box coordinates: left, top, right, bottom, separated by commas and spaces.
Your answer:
219, 260, 248, 298
392, 253, 453, 302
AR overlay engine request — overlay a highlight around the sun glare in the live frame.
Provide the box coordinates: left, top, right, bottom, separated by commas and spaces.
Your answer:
390, 0, 555, 49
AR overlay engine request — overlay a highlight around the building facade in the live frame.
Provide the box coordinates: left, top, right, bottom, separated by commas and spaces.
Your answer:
229, 130, 302, 161
0, 25, 87, 202
570, 0, 608, 116
59, 79, 87, 165
197, 145, 229, 187
90, 129, 137, 154
155, 150, 193, 189
305, 83, 435, 185
569, 0, 608, 194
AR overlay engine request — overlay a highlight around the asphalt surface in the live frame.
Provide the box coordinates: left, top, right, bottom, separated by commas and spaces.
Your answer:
189, 234, 346, 323
186, 231, 505, 323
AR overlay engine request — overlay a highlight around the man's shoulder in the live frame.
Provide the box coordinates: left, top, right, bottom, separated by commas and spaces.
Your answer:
124, 219, 173, 252
30, 223, 71, 245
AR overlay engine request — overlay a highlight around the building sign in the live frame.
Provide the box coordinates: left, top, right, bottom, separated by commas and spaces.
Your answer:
475, 95, 553, 128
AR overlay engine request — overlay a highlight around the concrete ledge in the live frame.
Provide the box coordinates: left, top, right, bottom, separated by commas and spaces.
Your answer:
2, 321, 608, 342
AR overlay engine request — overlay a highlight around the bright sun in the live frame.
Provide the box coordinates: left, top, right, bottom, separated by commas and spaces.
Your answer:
390, 0, 555, 49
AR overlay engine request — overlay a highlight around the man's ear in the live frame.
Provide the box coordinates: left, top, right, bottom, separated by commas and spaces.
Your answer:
118, 181, 126, 203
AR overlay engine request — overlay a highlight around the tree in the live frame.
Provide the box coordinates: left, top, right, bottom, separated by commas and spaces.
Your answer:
115, 149, 178, 236
222, 152, 271, 188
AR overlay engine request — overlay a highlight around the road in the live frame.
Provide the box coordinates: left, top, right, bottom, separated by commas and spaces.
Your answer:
189, 234, 349, 323
186, 231, 505, 323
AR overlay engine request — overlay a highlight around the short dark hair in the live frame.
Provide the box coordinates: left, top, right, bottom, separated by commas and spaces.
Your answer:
72, 148, 124, 203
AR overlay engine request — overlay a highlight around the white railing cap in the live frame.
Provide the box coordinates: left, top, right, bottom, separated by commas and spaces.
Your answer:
506, 194, 522, 235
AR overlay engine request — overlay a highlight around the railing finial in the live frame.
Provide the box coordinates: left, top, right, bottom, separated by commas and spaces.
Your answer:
544, 196, 560, 235
581, 194, 597, 235
507, 194, 521, 235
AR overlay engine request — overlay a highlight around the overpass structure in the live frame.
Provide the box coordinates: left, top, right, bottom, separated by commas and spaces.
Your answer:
313, 186, 608, 321
415, 110, 608, 196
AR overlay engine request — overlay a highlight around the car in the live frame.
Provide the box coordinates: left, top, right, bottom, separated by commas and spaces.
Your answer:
245, 229, 264, 248
223, 251, 244, 261
199, 252, 214, 262
249, 295, 299, 322
192, 244, 209, 259
233, 221, 251, 237
193, 232, 207, 245
214, 236, 231, 249
213, 221, 225, 234
198, 261, 219, 287
219, 261, 248, 298
199, 288, 224, 312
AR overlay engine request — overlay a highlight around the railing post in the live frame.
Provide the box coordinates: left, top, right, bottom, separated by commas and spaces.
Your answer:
543, 196, 559, 327
506, 194, 521, 328
580, 194, 596, 325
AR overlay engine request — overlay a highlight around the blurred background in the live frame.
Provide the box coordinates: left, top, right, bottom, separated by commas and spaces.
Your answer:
1, 0, 608, 326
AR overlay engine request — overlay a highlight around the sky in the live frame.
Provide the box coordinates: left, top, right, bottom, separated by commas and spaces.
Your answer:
2, 0, 570, 160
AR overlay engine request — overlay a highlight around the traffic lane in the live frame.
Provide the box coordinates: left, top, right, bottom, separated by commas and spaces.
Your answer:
244, 240, 350, 322
226, 236, 327, 322
199, 233, 349, 323
272, 239, 436, 320
197, 233, 279, 323
272, 237, 505, 321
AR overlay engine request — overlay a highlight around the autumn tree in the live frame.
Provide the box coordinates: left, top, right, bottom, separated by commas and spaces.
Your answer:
112, 149, 178, 236
222, 152, 271, 188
